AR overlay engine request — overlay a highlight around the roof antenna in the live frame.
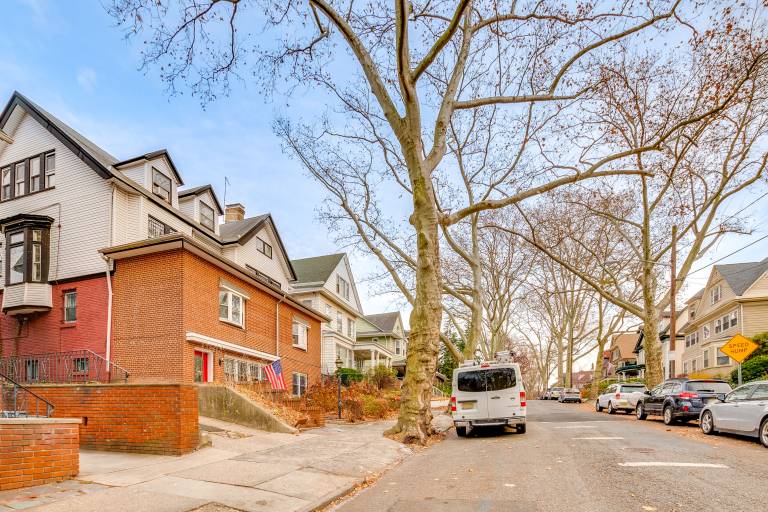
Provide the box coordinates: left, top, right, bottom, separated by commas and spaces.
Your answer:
223, 176, 231, 206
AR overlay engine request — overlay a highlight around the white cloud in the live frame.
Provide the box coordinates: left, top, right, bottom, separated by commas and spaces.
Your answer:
76, 68, 97, 93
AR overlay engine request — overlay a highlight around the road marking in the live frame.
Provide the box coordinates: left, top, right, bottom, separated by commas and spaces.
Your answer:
573, 437, 624, 440
618, 462, 729, 468
554, 426, 597, 429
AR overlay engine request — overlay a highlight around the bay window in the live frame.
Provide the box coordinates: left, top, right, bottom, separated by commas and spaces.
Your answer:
4, 216, 51, 286
219, 289, 245, 327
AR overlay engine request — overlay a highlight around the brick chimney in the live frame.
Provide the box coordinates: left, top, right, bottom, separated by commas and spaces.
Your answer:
225, 203, 245, 223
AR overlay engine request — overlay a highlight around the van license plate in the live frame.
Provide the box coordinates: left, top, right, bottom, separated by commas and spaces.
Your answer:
460, 402, 476, 410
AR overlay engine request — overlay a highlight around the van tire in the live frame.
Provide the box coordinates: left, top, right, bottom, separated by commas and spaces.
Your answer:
516, 424, 526, 434
456, 426, 468, 437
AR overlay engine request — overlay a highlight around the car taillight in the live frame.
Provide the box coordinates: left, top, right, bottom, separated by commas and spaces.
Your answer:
615, 392, 621, 399
679, 392, 699, 399
520, 391, 526, 407
450, 396, 457, 412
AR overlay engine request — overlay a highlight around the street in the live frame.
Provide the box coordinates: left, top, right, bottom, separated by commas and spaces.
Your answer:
336, 400, 768, 512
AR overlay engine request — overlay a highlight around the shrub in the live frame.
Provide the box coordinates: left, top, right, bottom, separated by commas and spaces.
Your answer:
367, 364, 397, 389
730, 355, 768, 385
336, 367, 364, 386
747, 332, 768, 360
362, 395, 389, 418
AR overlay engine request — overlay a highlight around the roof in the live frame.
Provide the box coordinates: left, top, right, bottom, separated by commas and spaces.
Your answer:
610, 332, 640, 360
219, 215, 270, 243
178, 184, 224, 214
571, 370, 593, 385
686, 288, 704, 304
291, 253, 345, 285
114, 149, 184, 185
714, 257, 768, 296
361, 312, 401, 334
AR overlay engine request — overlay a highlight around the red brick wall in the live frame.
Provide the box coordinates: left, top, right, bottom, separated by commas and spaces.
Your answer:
27, 384, 198, 455
0, 275, 109, 359
0, 419, 79, 491
110, 248, 322, 389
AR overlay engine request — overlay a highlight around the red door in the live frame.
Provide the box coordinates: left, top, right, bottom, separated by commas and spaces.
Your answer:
194, 351, 209, 382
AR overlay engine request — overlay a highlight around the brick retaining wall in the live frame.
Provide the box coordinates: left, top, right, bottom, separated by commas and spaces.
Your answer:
0, 418, 80, 491
27, 384, 198, 456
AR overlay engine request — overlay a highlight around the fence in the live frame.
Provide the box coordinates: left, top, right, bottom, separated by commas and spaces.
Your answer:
0, 371, 54, 418
0, 350, 129, 384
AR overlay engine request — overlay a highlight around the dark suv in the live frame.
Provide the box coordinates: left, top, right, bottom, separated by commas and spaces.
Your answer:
636, 378, 733, 425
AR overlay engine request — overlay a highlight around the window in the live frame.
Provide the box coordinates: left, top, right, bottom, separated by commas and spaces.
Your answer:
25, 359, 39, 382
148, 216, 175, 238
683, 362, 689, 375
715, 318, 722, 334
668, 360, 676, 378
726, 385, 754, 402
710, 284, 721, 304
751, 384, 768, 400
292, 373, 308, 396
14, 162, 25, 196
292, 320, 308, 349
395, 339, 402, 355
200, 201, 215, 230
8, 232, 24, 285
63, 291, 77, 323
729, 311, 738, 328
45, 152, 55, 188
702, 324, 710, 340
152, 168, 172, 202
237, 360, 249, 383
347, 318, 355, 338
5, 220, 50, 287
302, 299, 313, 308
703, 348, 710, 368
223, 358, 236, 379
29, 157, 41, 193
1, 166, 10, 200
73, 357, 88, 374
337, 276, 350, 300
256, 237, 273, 258
249, 363, 263, 382
219, 289, 244, 327
716, 348, 730, 366
336, 311, 343, 332
691, 358, 697, 372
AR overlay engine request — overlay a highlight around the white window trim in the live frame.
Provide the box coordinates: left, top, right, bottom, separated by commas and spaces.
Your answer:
292, 372, 308, 397
292, 319, 309, 350
710, 284, 721, 305
187, 332, 278, 361
219, 288, 246, 327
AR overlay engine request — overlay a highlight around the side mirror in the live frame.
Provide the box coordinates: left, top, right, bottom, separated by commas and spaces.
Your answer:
644, 390, 651, 395
716, 393, 726, 402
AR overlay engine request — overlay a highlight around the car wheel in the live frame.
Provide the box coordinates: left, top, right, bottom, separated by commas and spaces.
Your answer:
595, 400, 603, 412
760, 417, 768, 448
636, 403, 647, 420
701, 411, 715, 435
607, 402, 616, 414
456, 426, 468, 437
663, 406, 675, 426
516, 424, 527, 434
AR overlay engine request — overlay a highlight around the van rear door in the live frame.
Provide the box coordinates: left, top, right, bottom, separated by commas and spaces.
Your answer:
486, 367, 521, 419
454, 369, 489, 421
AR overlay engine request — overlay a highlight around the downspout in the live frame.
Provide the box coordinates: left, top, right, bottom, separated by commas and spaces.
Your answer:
102, 256, 113, 366
275, 294, 285, 357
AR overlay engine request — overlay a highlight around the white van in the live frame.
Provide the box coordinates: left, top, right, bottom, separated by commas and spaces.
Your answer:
450, 361, 526, 437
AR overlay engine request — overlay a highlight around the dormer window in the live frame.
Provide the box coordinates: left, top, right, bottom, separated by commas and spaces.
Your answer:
152, 168, 171, 203
710, 284, 721, 305
200, 201, 215, 230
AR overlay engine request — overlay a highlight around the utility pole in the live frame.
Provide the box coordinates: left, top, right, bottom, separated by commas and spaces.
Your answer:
669, 225, 677, 377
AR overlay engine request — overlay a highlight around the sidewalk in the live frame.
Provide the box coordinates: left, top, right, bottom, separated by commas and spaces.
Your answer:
0, 418, 412, 512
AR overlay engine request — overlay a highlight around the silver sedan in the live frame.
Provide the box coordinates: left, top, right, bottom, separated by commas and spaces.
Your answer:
700, 380, 768, 448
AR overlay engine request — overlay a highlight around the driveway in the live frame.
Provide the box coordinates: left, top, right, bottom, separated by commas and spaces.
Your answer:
335, 400, 768, 512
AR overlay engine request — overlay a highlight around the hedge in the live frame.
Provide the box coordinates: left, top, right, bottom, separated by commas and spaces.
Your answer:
729, 355, 768, 385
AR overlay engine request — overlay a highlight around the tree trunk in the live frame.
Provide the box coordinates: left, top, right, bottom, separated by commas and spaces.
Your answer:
464, 215, 483, 360
643, 307, 663, 388
386, 160, 442, 444
591, 336, 608, 398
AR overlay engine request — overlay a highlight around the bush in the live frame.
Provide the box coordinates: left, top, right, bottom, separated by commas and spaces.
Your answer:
336, 367, 364, 386
747, 332, 768, 360
367, 364, 397, 389
730, 355, 768, 385
361, 395, 389, 418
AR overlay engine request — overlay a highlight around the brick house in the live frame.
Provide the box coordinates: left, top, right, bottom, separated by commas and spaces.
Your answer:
0, 91, 326, 394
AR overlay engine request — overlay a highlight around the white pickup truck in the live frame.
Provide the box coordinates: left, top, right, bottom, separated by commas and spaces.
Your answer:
596, 383, 647, 414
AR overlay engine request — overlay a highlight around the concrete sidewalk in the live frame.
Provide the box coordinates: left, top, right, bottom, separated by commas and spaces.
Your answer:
0, 418, 411, 512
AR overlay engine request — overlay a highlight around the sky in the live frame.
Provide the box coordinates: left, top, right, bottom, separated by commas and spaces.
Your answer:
3, 0, 768, 344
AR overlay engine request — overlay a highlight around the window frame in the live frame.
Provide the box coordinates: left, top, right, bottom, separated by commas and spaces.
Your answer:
199, 201, 215, 230
63, 290, 77, 323
702, 324, 710, 340
703, 348, 710, 368
256, 236, 273, 258
292, 319, 309, 350
347, 318, 355, 338
0, 151, 55, 203
4, 219, 51, 286
218, 288, 245, 327
729, 310, 738, 328
292, 372, 308, 397
336, 311, 343, 332
337, 275, 350, 300
152, 167, 172, 203
14, 161, 26, 197
710, 284, 721, 304
148, 216, 175, 238
714, 318, 722, 334
716, 348, 730, 366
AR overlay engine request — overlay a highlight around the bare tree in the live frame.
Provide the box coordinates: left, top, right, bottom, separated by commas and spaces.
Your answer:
109, 0, 766, 442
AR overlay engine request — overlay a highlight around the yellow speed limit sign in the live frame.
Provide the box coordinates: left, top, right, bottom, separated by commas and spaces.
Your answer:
720, 334, 759, 364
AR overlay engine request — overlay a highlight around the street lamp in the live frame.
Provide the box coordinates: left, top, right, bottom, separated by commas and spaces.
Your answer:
335, 356, 344, 419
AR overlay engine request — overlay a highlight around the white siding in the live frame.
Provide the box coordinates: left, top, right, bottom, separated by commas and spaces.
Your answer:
234, 225, 291, 288
0, 110, 113, 286
322, 256, 363, 314
112, 187, 142, 245
178, 196, 195, 219
119, 163, 145, 187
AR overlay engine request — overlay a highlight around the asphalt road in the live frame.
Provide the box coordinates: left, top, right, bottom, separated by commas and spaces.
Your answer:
335, 400, 768, 512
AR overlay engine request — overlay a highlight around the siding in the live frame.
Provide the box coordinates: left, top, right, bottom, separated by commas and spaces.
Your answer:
741, 301, 768, 336
0, 111, 113, 286
321, 257, 363, 314
234, 225, 291, 289
743, 274, 768, 298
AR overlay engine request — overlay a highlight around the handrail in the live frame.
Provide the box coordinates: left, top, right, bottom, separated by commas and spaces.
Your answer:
0, 370, 54, 418
0, 349, 129, 384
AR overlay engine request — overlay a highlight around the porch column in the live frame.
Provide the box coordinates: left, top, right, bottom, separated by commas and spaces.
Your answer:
371, 349, 374, 369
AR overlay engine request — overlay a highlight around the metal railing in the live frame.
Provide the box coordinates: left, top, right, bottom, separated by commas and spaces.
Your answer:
0, 350, 129, 384
1, 371, 54, 418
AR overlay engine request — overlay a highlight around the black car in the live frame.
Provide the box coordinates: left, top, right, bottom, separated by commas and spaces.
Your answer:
635, 378, 733, 425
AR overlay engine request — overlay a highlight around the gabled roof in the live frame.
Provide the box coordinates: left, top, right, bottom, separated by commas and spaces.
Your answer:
1, 91, 116, 178
610, 332, 639, 360
714, 257, 768, 296
361, 312, 401, 335
178, 184, 224, 214
219, 214, 297, 281
114, 149, 184, 185
291, 253, 346, 285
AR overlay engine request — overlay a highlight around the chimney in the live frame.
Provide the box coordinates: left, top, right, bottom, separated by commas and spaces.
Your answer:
225, 203, 245, 223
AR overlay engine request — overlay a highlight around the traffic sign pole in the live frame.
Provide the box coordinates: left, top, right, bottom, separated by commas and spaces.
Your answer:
738, 363, 742, 386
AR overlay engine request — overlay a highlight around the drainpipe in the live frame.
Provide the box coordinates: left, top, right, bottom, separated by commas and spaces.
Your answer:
275, 295, 285, 357
102, 256, 113, 366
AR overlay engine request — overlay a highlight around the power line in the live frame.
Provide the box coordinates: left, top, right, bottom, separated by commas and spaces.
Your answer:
689, 232, 768, 276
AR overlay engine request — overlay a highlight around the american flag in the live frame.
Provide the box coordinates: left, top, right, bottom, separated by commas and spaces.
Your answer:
264, 359, 286, 391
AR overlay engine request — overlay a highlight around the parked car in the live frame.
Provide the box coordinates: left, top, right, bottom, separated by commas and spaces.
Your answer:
700, 380, 768, 448
542, 388, 553, 400
451, 361, 526, 436
549, 387, 565, 400
596, 383, 647, 414
559, 388, 582, 403
636, 378, 733, 425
